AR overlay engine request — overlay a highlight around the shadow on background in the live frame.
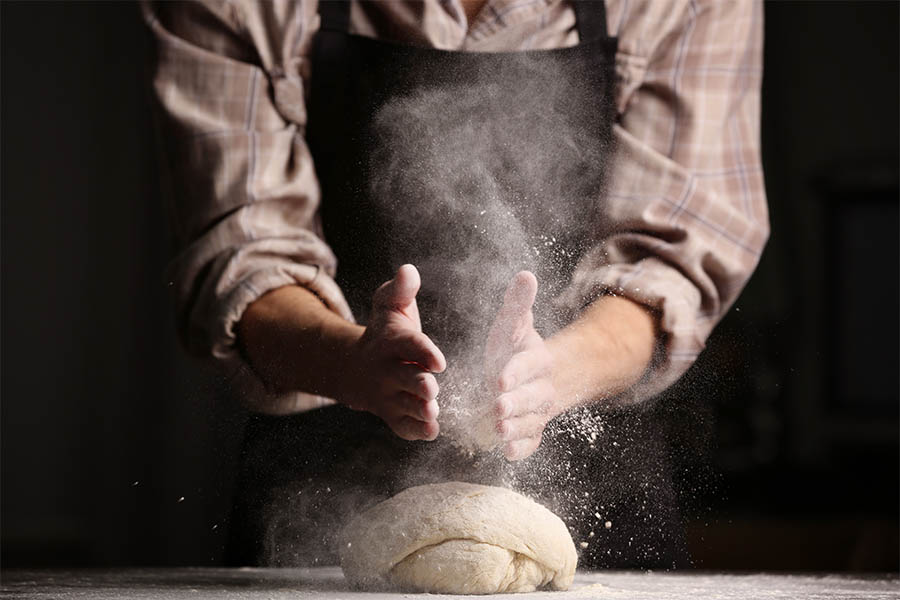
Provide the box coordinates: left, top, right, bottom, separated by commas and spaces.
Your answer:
1, 0, 897, 570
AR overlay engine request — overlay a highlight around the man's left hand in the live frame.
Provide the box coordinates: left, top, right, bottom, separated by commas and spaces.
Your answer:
483, 271, 559, 461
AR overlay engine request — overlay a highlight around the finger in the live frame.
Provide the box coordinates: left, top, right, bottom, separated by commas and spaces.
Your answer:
503, 433, 543, 461
485, 271, 538, 370
495, 271, 538, 337
393, 332, 447, 373
504, 271, 538, 316
391, 365, 440, 402
373, 264, 420, 311
494, 379, 555, 419
498, 345, 552, 392
372, 265, 422, 329
392, 416, 439, 442
387, 391, 439, 422
497, 411, 547, 443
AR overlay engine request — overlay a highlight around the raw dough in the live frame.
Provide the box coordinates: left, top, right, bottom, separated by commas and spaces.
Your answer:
339, 481, 577, 594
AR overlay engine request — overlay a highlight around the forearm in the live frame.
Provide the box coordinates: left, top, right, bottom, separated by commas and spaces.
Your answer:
238, 268, 444, 441
547, 295, 657, 412
237, 285, 364, 399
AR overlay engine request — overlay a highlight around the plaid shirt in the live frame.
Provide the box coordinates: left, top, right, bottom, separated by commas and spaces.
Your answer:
142, 0, 768, 413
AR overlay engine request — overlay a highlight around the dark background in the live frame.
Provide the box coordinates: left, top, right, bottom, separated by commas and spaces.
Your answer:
2, 1, 897, 570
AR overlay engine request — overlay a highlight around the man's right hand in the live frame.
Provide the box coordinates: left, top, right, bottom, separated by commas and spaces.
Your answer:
238, 264, 445, 441
340, 264, 446, 441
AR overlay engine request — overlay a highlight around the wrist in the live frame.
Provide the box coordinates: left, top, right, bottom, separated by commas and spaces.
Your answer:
547, 295, 657, 411
238, 285, 365, 398
307, 319, 366, 401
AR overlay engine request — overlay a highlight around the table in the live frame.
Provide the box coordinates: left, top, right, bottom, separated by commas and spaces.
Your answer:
2, 568, 897, 599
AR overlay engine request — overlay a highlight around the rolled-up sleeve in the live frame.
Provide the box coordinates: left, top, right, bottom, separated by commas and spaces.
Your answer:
556, 0, 769, 403
142, 0, 352, 411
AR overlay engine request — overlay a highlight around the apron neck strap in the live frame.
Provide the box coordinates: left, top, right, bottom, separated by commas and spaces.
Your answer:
572, 0, 610, 42
318, 1, 350, 33
318, 1, 611, 41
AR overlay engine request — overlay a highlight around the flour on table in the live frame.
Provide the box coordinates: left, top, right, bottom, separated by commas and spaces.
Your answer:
339, 481, 577, 594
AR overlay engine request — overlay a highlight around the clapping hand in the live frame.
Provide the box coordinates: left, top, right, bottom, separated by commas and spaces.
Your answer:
483, 271, 559, 460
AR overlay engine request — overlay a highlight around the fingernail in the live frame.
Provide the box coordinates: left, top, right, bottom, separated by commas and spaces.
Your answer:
425, 400, 439, 420
495, 397, 508, 418
504, 442, 519, 461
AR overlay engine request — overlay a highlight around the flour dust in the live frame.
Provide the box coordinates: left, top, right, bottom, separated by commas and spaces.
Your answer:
258, 50, 696, 570
365, 51, 613, 454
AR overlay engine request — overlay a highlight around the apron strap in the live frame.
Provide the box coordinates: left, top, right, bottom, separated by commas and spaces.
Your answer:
318, 0, 350, 33
317, 1, 611, 42
571, 0, 610, 43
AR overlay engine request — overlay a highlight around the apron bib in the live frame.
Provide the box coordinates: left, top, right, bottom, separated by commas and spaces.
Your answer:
306, 0, 617, 355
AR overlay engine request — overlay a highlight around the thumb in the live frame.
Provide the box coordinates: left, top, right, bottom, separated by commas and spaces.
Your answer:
496, 271, 538, 337
485, 271, 538, 374
372, 264, 422, 325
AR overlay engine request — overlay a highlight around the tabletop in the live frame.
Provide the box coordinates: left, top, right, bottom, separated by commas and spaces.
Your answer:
2, 567, 897, 599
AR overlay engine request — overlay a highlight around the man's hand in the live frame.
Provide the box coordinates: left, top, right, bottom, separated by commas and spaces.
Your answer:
238, 264, 445, 441
341, 264, 446, 441
482, 271, 659, 461
484, 271, 558, 461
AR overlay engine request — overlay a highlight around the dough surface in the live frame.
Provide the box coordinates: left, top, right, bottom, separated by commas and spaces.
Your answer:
339, 481, 577, 594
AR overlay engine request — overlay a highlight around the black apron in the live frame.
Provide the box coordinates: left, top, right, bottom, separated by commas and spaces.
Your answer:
226, 0, 690, 570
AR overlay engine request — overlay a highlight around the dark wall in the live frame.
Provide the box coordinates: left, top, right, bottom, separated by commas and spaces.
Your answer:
1, 1, 245, 565
1, 1, 897, 569
676, 0, 899, 571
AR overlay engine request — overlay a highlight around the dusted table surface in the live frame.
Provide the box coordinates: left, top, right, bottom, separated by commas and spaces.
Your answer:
2, 567, 897, 599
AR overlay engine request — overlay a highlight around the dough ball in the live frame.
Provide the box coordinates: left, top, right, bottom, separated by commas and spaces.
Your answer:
340, 481, 577, 594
